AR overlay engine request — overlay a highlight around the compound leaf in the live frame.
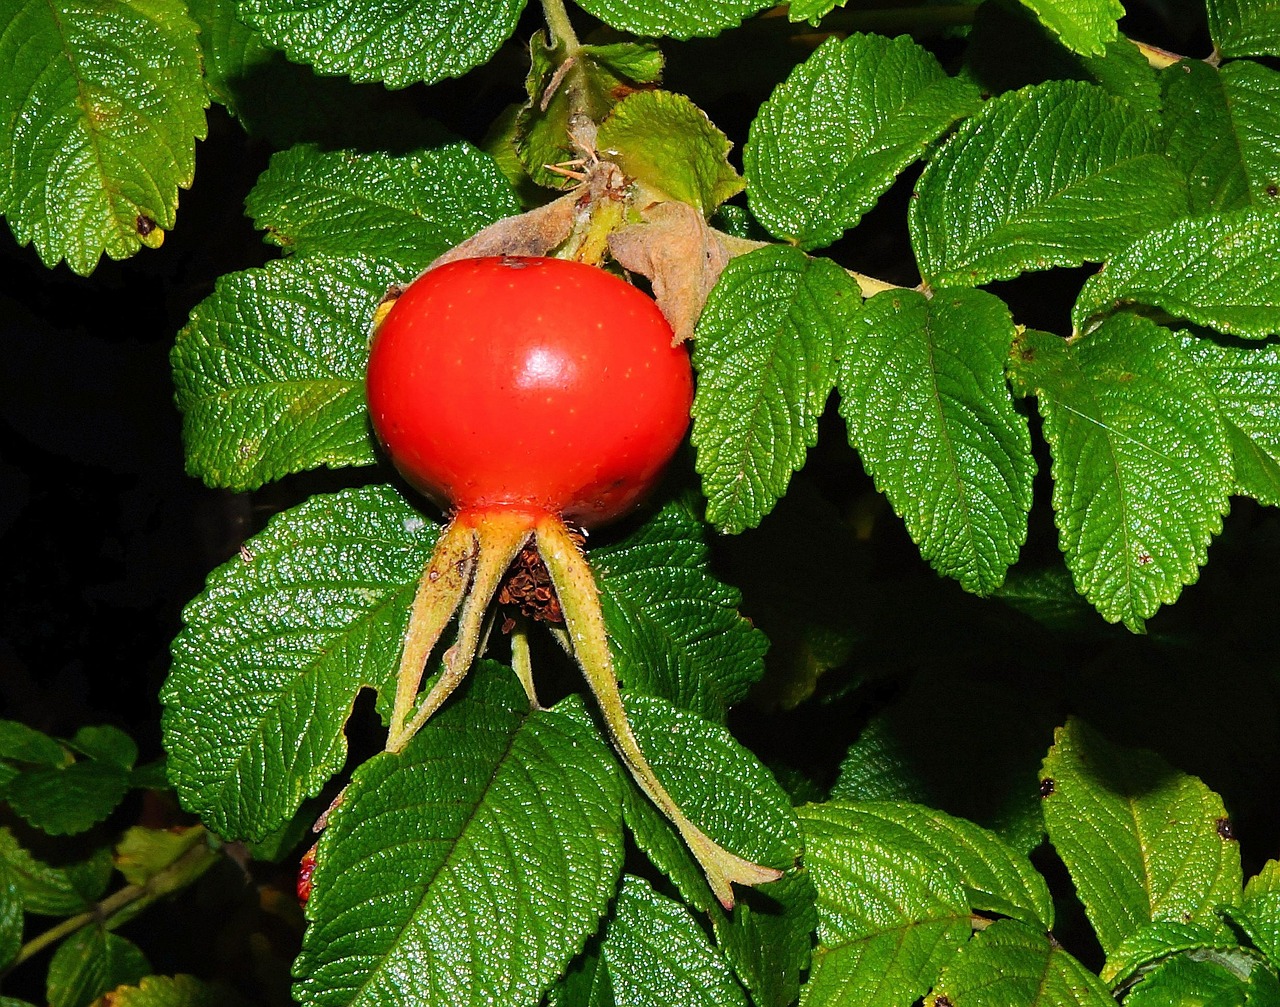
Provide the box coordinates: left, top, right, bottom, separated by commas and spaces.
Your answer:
1161, 59, 1280, 214
911, 82, 1186, 289
161, 486, 438, 841
570, 0, 773, 40
744, 33, 980, 250
1041, 718, 1242, 957
294, 670, 623, 1007
840, 288, 1034, 595
927, 919, 1115, 1006
0, 0, 207, 274
797, 801, 973, 1007
590, 499, 767, 722
1074, 207, 1280, 340
1008, 317, 1232, 630
246, 144, 519, 266
237, 0, 526, 88
691, 246, 861, 534
172, 255, 408, 491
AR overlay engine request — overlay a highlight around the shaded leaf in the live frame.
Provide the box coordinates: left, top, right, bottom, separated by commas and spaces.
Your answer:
1123, 951, 1280, 1007
47, 930, 148, 1007
1015, 0, 1124, 55
1234, 860, 1280, 970
1104, 920, 1243, 986
0, 829, 113, 915
5, 761, 130, 836
87, 974, 244, 1007
1207, 0, 1280, 56
1161, 59, 1280, 214
712, 869, 818, 1007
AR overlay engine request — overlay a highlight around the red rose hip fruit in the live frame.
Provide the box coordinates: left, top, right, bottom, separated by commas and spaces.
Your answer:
366, 255, 692, 529
368, 256, 780, 909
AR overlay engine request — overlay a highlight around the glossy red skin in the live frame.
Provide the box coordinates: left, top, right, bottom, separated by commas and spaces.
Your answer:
367, 256, 693, 529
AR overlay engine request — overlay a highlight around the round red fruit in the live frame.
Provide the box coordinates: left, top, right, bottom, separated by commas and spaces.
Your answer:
367, 256, 692, 529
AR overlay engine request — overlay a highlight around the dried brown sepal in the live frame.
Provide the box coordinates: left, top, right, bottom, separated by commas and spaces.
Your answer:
426, 190, 578, 271
608, 196, 729, 343
497, 529, 586, 624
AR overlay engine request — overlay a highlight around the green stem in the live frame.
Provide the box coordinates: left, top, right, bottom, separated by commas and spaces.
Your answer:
5, 836, 218, 975
535, 514, 783, 909
541, 0, 581, 53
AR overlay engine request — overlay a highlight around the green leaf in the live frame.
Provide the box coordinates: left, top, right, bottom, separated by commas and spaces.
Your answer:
594, 877, 749, 1007
911, 81, 1187, 289
161, 486, 438, 841
5, 761, 130, 836
1162, 60, 1280, 214
624, 694, 802, 881
832, 802, 1054, 929
171, 255, 407, 491
86, 974, 242, 1007
840, 288, 1033, 595
744, 33, 980, 250
712, 869, 818, 1007
927, 918, 1115, 1006
114, 826, 206, 887
595, 91, 743, 213
1235, 860, 1280, 970
1014, 0, 1124, 55
67, 726, 137, 770
0, 0, 207, 275
516, 35, 664, 190
1074, 207, 1280, 340
1123, 951, 1280, 1007
797, 802, 973, 1007
1041, 718, 1243, 956
832, 669, 1053, 854
590, 499, 767, 722
0, 829, 113, 915
1104, 920, 1243, 986
293, 668, 623, 1007
47, 929, 149, 1007
0, 721, 67, 767
0, 857, 19, 971
246, 144, 519, 266
237, 0, 526, 88
1207, 0, 1280, 56
691, 246, 862, 533
570, 0, 772, 39
963, 3, 1160, 112
1008, 318, 1232, 630
1175, 330, 1280, 506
